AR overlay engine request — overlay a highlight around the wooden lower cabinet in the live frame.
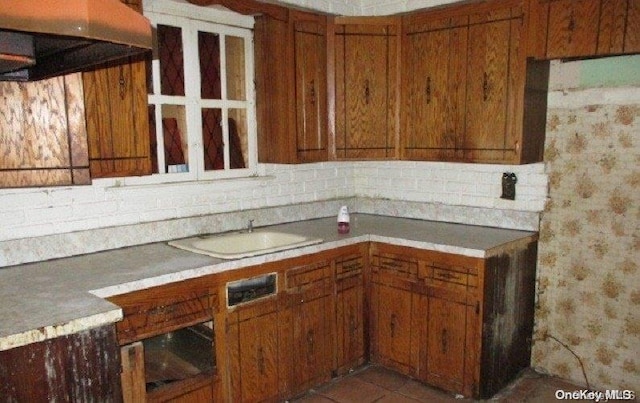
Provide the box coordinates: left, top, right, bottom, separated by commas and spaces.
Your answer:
281, 260, 334, 396
106, 240, 535, 402
226, 297, 281, 402
334, 249, 367, 374
369, 241, 536, 399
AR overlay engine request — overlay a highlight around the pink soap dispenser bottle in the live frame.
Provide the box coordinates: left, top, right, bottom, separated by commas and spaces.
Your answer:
337, 205, 350, 234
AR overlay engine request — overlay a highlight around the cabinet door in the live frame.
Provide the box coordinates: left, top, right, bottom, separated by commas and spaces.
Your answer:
372, 283, 415, 373
121, 342, 146, 403
335, 252, 366, 373
294, 14, 328, 162
83, 58, 151, 178
464, 10, 523, 162
82, 0, 151, 178
624, 0, 640, 52
0, 75, 91, 187
545, 0, 601, 58
402, 17, 467, 161
334, 20, 399, 159
425, 297, 467, 393
227, 300, 280, 402
282, 261, 333, 396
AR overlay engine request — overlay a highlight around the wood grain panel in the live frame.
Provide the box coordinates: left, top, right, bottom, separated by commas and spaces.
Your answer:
545, 0, 600, 58
84, 57, 151, 178
334, 19, 399, 160
0, 74, 90, 187
294, 16, 328, 162
624, 0, 640, 52
0, 325, 122, 402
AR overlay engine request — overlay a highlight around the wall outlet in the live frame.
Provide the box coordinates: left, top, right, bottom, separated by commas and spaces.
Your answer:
501, 172, 517, 200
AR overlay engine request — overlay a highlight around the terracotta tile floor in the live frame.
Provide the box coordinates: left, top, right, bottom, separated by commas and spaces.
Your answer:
290, 365, 637, 402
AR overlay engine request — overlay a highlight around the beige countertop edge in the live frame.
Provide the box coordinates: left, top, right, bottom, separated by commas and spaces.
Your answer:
0, 309, 122, 352
1, 224, 538, 351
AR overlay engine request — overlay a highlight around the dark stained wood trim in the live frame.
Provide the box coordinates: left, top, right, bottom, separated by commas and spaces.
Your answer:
185, 0, 289, 21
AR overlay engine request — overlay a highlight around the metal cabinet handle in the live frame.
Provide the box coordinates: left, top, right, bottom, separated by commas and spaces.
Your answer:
441, 329, 448, 354
390, 313, 396, 337
310, 79, 316, 105
119, 66, 126, 100
364, 79, 370, 104
257, 346, 265, 374
483, 72, 489, 101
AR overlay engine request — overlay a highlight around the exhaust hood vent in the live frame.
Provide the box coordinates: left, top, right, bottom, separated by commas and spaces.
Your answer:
0, 0, 152, 81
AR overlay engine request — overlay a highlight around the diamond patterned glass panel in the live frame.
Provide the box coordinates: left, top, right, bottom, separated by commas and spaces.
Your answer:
148, 105, 158, 173
162, 105, 188, 173
226, 36, 246, 101
202, 108, 224, 171
199, 31, 221, 99
158, 25, 185, 96
229, 108, 247, 169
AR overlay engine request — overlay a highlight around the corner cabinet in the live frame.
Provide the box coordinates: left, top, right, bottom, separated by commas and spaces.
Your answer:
402, 0, 548, 164
369, 240, 537, 399
332, 17, 401, 160
82, 0, 152, 178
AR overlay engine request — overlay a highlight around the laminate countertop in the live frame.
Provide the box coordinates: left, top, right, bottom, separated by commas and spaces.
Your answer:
0, 214, 537, 351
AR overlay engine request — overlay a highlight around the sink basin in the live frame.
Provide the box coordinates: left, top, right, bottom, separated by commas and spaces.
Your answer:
168, 231, 323, 259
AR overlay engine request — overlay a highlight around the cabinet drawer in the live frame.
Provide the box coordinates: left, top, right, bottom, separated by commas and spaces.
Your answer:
286, 261, 332, 289
336, 254, 365, 279
372, 253, 418, 278
419, 262, 478, 288
115, 291, 211, 344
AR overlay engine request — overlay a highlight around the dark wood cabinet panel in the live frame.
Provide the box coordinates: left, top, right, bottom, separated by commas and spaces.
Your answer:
546, 0, 601, 58
0, 325, 122, 402
530, 0, 640, 59
255, 11, 329, 164
402, 1, 542, 164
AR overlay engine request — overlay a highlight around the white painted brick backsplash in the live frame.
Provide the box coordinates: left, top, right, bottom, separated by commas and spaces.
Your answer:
0, 161, 547, 243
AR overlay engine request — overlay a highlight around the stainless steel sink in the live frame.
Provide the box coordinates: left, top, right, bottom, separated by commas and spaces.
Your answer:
168, 230, 323, 259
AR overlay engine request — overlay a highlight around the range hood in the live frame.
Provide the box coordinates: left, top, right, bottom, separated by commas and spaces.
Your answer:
0, 0, 152, 81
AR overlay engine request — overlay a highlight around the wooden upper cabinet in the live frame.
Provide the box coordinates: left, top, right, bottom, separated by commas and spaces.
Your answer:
294, 12, 329, 162
402, 1, 541, 164
255, 10, 328, 164
529, 0, 640, 59
402, 16, 468, 161
254, 10, 328, 164
0, 75, 91, 187
82, 0, 151, 178
464, 7, 525, 162
332, 17, 400, 160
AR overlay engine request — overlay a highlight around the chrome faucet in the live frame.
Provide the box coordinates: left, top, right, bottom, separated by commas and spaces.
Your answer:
247, 219, 254, 233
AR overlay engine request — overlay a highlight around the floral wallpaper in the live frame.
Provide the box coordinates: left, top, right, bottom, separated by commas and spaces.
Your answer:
532, 101, 640, 391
